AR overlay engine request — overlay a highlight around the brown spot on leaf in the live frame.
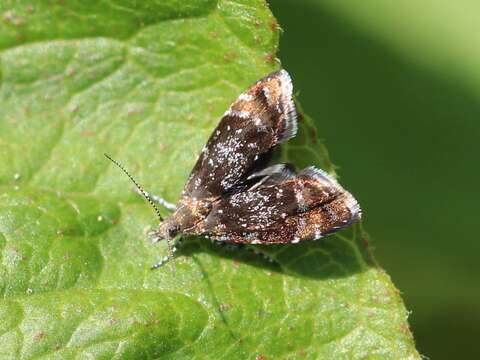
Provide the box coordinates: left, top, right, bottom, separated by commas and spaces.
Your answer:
81, 129, 95, 137
264, 53, 275, 65
224, 51, 236, 63
297, 112, 304, 123
297, 349, 307, 357
207, 102, 215, 113
13, 16, 25, 27
309, 124, 318, 144
65, 68, 76, 77
363, 238, 370, 248
270, 19, 279, 32
127, 107, 144, 117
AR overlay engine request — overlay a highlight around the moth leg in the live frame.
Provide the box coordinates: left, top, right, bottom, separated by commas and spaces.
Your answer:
133, 187, 176, 211
244, 245, 277, 264
210, 240, 245, 252
147, 228, 162, 243
150, 237, 184, 270
211, 239, 277, 264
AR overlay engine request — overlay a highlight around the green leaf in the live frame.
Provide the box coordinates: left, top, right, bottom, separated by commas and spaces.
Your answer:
0, 1, 419, 358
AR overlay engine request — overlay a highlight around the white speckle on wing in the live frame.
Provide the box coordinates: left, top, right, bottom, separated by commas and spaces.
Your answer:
216, 235, 229, 242
194, 177, 202, 189
294, 217, 307, 242
239, 111, 250, 118
238, 93, 253, 102
279, 69, 293, 99
345, 193, 362, 219
262, 86, 271, 102
214, 133, 249, 189
227, 189, 283, 229
276, 189, 283, 199
244, 232, 258, 241
227, 110, 250, 119
295, 181, 308, 212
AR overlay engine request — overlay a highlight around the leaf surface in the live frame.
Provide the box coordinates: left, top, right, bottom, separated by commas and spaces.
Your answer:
0, 1, 418, 358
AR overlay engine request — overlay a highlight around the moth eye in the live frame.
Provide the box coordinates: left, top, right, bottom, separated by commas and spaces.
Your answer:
168, 226, 180, 238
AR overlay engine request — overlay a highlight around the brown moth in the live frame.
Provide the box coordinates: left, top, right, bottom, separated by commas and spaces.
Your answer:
106, 70, 361, 269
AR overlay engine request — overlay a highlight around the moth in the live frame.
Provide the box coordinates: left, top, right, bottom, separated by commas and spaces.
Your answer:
106, 69, 361, 269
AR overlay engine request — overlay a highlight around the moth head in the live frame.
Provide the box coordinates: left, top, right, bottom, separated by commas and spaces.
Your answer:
157, 218, 180, 240
157, 198, 212, 239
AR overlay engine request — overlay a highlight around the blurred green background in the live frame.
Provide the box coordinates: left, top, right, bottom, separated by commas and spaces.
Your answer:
269, 1, 480, 359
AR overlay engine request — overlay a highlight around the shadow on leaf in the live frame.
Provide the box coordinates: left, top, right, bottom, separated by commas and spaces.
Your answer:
170, 224, 370, 280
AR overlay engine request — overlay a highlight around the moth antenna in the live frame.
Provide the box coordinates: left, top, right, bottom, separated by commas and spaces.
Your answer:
104, 154, 177, 272
104, 153, 164, 223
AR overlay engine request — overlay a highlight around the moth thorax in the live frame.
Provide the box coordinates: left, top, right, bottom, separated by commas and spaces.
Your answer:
192, 199, 212, 217
157, 199, 212, 239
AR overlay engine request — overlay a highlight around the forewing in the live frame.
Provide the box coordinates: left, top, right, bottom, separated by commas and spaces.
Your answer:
182, 70, 297, 199
202, 167, 362, 244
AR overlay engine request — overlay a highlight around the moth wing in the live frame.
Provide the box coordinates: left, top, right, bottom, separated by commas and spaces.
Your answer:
247, 163, 295, 190
203, 167, 361, 244
182, 70, 298, 199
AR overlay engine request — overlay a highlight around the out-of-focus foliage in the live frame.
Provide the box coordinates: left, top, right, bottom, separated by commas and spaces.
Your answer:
270, 1, 480, 359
